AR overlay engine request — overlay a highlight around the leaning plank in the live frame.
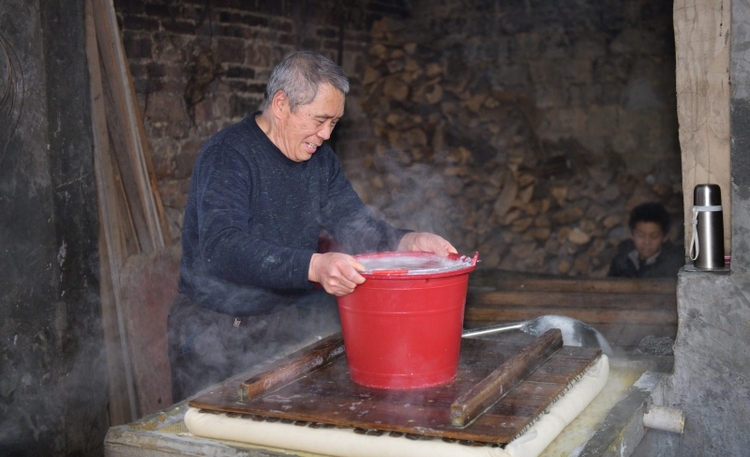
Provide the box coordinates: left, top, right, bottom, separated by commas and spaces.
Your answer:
85, 0, 138, 424
450, 329, 564, 427
238, 333, 346, 400
90, 0, 170, 252
119, 245, 181, 417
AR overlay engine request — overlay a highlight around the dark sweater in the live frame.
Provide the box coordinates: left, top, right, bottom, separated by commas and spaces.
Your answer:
179, 113, 409, 315
607, 239, 685, 278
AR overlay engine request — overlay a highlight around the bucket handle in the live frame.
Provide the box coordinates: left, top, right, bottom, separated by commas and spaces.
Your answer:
470, 251, 479, 266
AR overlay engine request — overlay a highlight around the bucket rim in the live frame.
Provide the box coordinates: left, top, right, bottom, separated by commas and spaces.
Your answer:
355, 251, 479, 278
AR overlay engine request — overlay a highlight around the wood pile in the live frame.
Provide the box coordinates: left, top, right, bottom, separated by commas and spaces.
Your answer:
348, 23, 683, 276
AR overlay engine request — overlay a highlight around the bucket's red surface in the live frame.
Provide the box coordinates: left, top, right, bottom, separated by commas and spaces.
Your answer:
337, 252, 477, 389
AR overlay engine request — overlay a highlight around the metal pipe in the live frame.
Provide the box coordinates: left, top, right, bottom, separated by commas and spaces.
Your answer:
461, 322, 525, 338
643, 405, 685, 434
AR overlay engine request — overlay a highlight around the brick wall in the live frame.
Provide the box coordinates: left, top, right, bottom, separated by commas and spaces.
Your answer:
115, 0, 407, 241
116, 0, 682, 276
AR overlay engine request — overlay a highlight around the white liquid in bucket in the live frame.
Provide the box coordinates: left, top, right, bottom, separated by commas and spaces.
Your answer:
357, 253, 473, 274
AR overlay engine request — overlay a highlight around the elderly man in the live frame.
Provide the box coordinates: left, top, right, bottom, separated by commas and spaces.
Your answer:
168, 51, 456, 402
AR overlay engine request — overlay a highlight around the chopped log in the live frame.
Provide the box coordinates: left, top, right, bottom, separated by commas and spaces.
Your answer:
383, 76, 409, 101
493, 173, 518, 219
425, 62, 443, 77
569, 227, 592, 244
462, 93, 487, 113
424, 83, 444, 104
362, 66, 381, 85
511, 216, 534, 233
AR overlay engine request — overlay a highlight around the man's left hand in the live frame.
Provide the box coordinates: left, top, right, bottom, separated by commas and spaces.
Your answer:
397, 232, 458, 257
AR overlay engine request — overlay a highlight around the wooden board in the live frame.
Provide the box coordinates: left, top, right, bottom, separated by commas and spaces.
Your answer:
86, 0, 173, 425
241, 333, 345, 399
464, 270, 677, 350
468, 271, 677, 294
674, 0, 731, 253
450, 329, 562, 426
119, 244, 181, 416
189, 333, 601, 444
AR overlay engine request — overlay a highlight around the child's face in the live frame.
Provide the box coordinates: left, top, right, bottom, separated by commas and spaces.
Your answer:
631, 221, 667, 260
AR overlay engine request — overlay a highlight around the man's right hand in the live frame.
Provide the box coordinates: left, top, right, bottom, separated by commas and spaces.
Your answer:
308, 252, 366, 296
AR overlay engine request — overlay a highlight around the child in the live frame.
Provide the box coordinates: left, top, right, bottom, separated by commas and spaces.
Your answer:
607, 202, 685, 278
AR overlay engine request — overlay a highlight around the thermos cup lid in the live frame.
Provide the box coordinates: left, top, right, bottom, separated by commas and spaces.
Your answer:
694, 184, 722, 206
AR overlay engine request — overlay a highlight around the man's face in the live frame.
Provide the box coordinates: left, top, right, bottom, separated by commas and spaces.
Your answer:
274, 83, 345, 162
631, 221, 667, 260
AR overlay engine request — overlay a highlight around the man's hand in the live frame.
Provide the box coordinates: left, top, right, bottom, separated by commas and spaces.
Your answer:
308, 252, 366, 296
397, 232, 458, 256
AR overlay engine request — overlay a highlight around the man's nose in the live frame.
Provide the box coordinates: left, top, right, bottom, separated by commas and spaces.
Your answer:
317, 121, 334, 140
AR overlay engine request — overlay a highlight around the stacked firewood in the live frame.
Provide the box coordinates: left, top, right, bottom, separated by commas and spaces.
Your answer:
344, 23, 683, 276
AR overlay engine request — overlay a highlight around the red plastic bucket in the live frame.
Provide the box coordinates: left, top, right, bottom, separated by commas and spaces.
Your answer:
337, 251, 478, 389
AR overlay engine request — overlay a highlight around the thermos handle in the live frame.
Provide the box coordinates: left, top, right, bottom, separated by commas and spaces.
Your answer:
689, 204, 723, 261
690, 207, 699, 261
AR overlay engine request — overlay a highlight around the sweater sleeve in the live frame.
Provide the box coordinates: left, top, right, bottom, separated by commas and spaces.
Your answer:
194, 144, 314, 290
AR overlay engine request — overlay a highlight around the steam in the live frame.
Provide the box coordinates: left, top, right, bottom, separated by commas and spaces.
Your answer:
169, 288, 342, 403
347, 159, 462, 254
378, 162, 455, 238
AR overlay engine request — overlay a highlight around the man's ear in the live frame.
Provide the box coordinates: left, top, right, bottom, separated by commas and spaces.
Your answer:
270, 90, 288, 118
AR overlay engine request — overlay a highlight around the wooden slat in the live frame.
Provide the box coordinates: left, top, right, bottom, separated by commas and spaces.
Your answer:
469, 272, 677, 295
464, 307, 677, 326
96, 219, 136, 425
241, 333, 345, 399
468, 291, 676, 309
119, 245, 181, 416
464, 271, 679, 351
85, 0, 137, 424
450, 329, 563, 427
89, 0, 170, 252
88, 0, 175, 424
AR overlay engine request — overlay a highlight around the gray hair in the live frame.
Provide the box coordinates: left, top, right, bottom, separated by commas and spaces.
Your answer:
261, 51, 349, 112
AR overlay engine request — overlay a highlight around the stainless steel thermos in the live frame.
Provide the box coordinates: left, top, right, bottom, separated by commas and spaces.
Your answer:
690, 184, 725, 270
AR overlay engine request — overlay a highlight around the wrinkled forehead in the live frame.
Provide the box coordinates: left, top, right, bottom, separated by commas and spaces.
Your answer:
298, 83, 345, 117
